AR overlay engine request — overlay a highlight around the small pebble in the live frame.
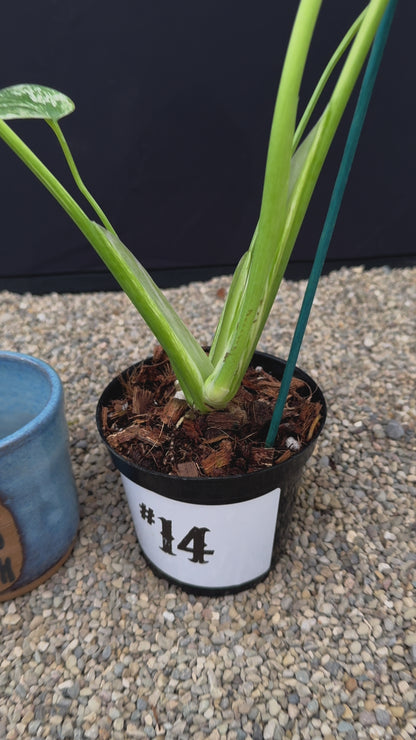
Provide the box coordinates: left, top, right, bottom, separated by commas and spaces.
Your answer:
375, 708, 391, 727
385, 420, 405, 439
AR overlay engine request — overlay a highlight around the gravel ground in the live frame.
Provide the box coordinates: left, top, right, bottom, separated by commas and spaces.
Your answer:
0, 265, 415, 740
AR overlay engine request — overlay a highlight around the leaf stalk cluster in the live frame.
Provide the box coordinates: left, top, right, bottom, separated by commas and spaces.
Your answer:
0, 0, 391, 413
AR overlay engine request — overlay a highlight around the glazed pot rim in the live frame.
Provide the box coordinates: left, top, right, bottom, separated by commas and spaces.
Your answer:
96, 350, 327, 493
0, 351, 63, 452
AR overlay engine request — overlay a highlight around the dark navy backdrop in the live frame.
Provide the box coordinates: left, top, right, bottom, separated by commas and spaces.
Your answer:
0, 1, 414, 292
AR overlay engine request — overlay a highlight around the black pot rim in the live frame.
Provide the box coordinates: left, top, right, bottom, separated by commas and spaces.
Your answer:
96, 350, 326, 503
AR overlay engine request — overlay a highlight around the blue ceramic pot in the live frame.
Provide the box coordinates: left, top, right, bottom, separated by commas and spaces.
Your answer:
0, 352, 79, 600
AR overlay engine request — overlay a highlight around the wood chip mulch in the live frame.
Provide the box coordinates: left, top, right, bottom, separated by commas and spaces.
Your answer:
100, 346, 323, 477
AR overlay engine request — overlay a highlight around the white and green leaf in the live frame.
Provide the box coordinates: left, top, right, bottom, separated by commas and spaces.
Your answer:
0, 84, 74, 121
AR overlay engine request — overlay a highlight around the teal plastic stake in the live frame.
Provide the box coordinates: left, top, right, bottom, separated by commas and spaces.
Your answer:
265, 0, 398, 448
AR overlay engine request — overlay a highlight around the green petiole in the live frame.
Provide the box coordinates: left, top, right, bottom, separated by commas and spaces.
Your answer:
47, 119, 117, 236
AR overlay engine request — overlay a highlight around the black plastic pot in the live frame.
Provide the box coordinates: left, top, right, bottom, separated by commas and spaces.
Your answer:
96, 351, 326, 595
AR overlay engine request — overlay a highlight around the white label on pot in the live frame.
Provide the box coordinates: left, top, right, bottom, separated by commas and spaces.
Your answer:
121, 474, 281, 589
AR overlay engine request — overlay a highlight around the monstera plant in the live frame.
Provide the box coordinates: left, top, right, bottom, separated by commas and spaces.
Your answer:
0, 0, 390, 413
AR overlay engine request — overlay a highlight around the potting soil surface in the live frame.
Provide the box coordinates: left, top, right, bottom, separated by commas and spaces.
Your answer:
100, 347, 324, 476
